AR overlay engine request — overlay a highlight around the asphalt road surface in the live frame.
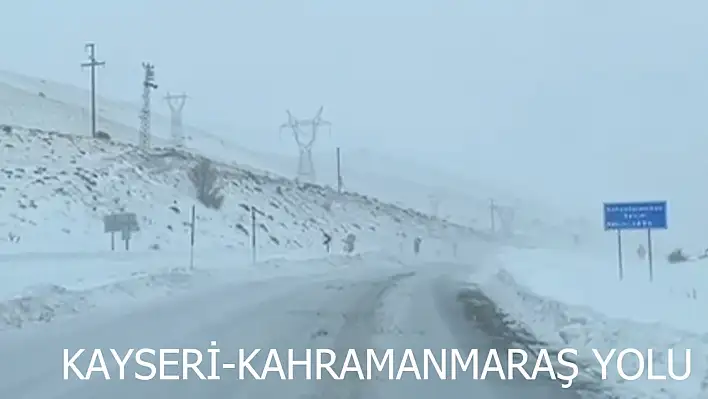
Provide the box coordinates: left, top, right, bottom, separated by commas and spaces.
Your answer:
0, 259, 592, 399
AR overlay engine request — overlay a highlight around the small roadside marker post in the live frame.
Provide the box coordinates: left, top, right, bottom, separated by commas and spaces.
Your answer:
251, 207, 257, 264
189, 205, 196, 270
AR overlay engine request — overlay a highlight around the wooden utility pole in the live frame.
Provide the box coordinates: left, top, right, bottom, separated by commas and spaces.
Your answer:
80, 43, 105, 138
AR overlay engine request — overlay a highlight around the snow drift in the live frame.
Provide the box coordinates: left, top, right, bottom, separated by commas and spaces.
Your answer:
471, 247, 708, 399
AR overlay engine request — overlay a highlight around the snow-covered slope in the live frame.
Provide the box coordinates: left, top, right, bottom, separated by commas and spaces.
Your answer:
0, 119, 489, 333
0, 69, 587, 247
472, 246, 708, 399
9, 69, 685, 398
0, 69, 501, 335
0, 124, 477, 255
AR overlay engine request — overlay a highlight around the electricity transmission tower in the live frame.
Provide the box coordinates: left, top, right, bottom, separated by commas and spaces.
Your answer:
165, 92, 188, 148
80, 42, 105, 138
490, 200, 515, 237
279, 106, 331, 182
429, 194, 441, 218
138, 62, 158, 150
497, 205, 516, 236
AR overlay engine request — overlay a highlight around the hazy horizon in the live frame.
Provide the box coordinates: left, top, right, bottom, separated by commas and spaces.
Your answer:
3, 1, 708, 232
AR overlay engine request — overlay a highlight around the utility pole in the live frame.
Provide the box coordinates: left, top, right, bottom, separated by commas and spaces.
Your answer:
139, 62, 158, 149
336, 147, 343, 193
251, 207, 257, 264
189, 205, 196, 270
80, 43, 105, 138
165, 92, 188, 148
490, 199, 496, 233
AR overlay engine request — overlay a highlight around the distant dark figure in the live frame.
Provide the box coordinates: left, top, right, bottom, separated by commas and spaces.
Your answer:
413, 237, 422, 255
637, 244, 646, 260
322, 231, 332, 253
667, 248, 688, 264
343, 233, 356, 254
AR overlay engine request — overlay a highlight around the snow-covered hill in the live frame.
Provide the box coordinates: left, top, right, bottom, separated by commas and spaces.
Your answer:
0, 124, 479, 256
0, 69, 589, 248
0, 118, 490, 333
0, 69, 701, 398
0, 69, 500, 333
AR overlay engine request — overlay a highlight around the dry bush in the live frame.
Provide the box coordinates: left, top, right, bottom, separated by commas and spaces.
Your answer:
188, 159, 224, 210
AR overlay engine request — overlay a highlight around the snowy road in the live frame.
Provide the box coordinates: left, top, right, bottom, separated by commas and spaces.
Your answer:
0, 259, 587, 399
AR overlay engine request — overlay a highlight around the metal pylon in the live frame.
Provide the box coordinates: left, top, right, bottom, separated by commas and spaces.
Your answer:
279, 106, 331, 182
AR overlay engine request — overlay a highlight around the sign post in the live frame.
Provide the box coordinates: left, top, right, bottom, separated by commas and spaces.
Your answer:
489, 199, 496, 233
603, 201, 667, 282
615, 229, 624, 280
647, 228, 654, 282
103, 212, 140, 252
336, 147, 342, 194
251, 207, 257, 264
189, 205, 196, 270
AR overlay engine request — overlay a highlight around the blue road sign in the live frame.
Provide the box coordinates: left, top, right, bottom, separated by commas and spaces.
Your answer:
603, 201, 667, 230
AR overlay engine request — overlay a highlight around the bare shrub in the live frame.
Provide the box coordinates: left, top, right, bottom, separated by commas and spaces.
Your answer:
667, 248, 688, 264
322, 197, 334, 212
95, 130, 111, 140
188, 159, 224, 209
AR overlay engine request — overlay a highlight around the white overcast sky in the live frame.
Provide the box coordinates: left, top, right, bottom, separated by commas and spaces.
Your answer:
3, 0, 708, 225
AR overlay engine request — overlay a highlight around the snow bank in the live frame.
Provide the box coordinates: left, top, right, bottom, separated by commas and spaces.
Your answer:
0, 267, 203, 331
495, 247, 708, 334
0, 251, 410, 332
471, 246, 708, 399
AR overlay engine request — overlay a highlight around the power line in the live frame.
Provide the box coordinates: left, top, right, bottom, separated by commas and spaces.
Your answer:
80, 42, 105, 138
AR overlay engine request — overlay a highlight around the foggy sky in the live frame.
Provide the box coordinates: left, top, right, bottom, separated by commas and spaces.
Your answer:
3, 1, 708, 226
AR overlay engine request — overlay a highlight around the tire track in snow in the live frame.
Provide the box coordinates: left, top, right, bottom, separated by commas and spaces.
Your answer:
312, 271, 417, 399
